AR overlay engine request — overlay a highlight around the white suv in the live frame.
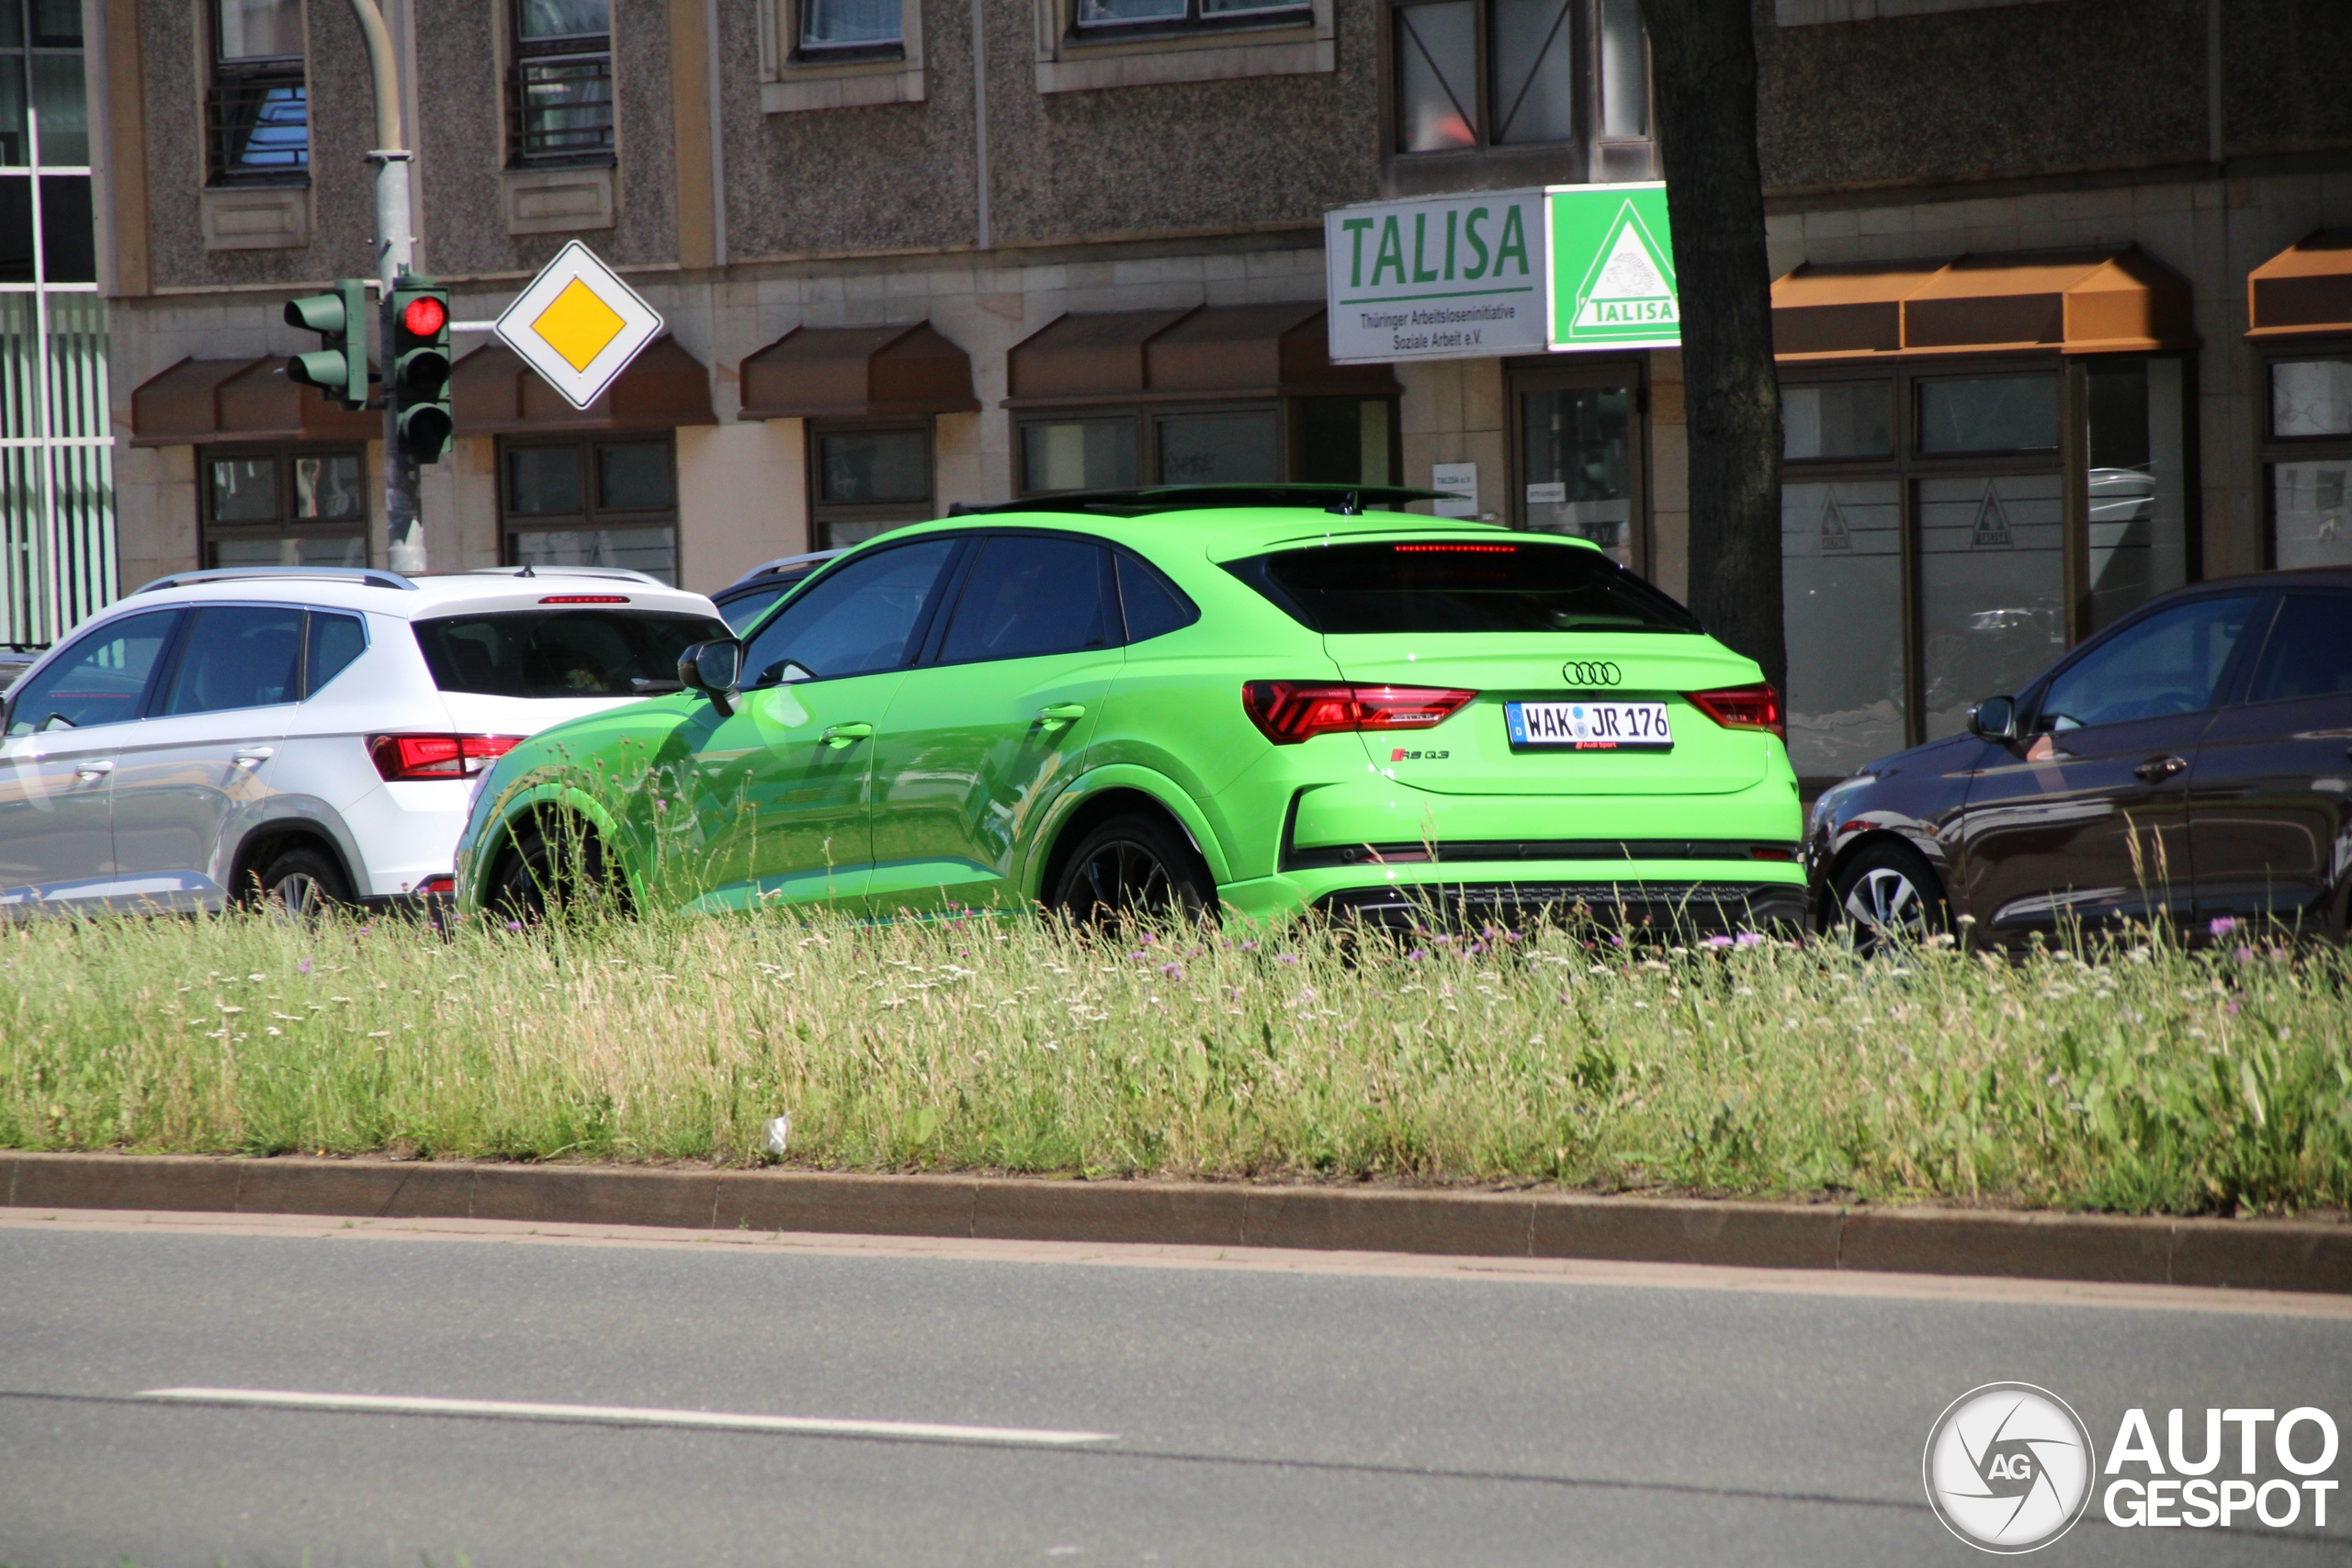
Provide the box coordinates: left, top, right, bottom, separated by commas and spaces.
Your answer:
0, 565, 729, 915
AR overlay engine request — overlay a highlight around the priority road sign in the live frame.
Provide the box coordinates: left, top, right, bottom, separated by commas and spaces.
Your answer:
493, 240, 665, 411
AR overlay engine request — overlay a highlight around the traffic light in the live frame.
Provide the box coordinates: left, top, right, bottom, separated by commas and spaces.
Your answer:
283, 278, 371, 411
389, 275, 454, 465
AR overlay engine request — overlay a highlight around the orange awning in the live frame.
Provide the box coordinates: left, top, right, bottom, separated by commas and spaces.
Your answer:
1772, 246, 2197, 362
1005, 305, 1401, 408
738, 322, 979, 421
126, 356, 380, 446
2246, 231, 2352, 341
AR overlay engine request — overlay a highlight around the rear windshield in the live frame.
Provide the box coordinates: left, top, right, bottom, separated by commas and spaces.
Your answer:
413, 610, 730, 699
1230, 539, 1702, 636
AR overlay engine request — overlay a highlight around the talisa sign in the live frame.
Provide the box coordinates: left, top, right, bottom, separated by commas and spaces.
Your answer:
1548, 182, 1679, 350
1324, 190, 1549, 365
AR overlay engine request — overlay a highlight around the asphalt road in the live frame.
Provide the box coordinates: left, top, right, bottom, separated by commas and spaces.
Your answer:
3, 1212, 2348, 1568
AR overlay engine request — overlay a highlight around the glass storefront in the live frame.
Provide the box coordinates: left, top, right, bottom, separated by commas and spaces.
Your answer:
1511, 361, 1643, 569
1778, 355, 2191, 782
2264, 354, 2352, 570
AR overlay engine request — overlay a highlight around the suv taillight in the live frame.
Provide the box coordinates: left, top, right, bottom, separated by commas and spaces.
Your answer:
1686, 683, 1784, 742
1242, 682, 1477, 745
368, 733, 524, 781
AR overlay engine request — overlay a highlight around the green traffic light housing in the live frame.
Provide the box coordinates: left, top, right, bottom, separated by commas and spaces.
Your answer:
389, 275, 455, 465
283, 278, 372, 411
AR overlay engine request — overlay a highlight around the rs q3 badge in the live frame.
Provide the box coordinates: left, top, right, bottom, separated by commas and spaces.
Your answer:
1563, 660, 1623, 687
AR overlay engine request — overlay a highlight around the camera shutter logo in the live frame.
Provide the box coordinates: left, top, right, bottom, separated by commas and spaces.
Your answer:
1924, 1382, 2097, 1553
1563, 660, 1622, 687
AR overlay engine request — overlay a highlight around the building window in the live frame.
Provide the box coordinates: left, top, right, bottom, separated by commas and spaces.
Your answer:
2263, 353, 2352, 571
1776, 355, 2193, 784
201, 446, 367, 568
501, 436, 677, 582
1016, 399, 1396, 495
810, 422, 931, 549
797, 0, 901, 55
508, 0, 614, 166
1392, 0, 1647, 166
207, 0, 308, 184
1071, 0, 1307, 39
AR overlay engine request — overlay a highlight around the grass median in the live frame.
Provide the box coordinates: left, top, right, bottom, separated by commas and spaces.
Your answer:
2, 904, 2347, 1215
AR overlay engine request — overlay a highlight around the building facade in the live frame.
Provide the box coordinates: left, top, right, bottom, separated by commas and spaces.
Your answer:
43, 0, 2352, 787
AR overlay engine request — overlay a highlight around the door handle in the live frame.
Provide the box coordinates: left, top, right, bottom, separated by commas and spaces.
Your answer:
820, 722, 874, 749
1037, 703, 1088, 728
74, 760, 114, 780
2133, 754, 2188, 783
233, 748, 276, 769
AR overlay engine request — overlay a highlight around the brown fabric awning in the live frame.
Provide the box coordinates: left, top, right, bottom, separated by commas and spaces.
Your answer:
451, 335, 715, 436
127, 355, 380, 447
1772, 246, 2197, 362
2246, 231, 2352, 341
1004, 304, 1403, 408
737, 321, 979, 421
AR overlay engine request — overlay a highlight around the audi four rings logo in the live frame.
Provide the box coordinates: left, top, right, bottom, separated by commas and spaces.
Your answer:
1563, 660, 1623, 686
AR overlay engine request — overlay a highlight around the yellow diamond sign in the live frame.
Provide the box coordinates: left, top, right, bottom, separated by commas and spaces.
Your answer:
493, 241, 663, 411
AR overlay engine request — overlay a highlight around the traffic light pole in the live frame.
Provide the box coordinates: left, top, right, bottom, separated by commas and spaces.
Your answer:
343, 0, 426, 573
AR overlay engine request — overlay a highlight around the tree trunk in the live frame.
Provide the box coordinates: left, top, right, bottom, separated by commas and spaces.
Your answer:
1638, 0, 1785, 691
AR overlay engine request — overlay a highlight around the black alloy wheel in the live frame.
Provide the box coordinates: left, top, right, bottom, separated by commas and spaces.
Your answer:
492, 815, 622, 923
1832, 839, 1950, 953
1051, 813, 1214, 928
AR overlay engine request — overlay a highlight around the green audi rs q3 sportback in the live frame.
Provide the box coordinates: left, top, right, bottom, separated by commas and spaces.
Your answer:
451, 488, 1805, 931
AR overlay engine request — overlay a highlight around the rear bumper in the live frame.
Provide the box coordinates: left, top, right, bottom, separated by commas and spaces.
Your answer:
1217, 860, 1808, 934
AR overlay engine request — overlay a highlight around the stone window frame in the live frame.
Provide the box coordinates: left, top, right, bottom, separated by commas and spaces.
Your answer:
808, 416, 937, 549
1031, 0, 1334, 96
198, 442, 370, 567
2256, 340, 2352, 571
759, 0, 925, 113
496, 432, 683, 581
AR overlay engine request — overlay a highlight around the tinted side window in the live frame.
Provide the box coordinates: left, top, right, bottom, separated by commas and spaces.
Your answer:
305, 612, 368, 696
412, 611, 730, 699
742, 538, 958, 685
2038, 595, 2258, 731
1115, 549, 1200, 644
160, 605, 305, 716
2242, 593, 2352, 705
938, 536, 1113, 664
6, 611, 181, 735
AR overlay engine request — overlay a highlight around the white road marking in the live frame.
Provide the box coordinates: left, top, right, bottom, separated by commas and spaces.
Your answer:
136, 1387, 1115, 1446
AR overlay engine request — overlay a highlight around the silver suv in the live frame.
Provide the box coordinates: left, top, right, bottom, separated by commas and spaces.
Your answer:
0, 566, 729, 915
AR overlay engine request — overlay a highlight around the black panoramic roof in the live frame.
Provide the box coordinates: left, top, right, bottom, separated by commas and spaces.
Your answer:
947, 483, 1452, 518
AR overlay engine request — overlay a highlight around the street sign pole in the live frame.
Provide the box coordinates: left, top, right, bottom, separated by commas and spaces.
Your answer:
342, 0, 426, 573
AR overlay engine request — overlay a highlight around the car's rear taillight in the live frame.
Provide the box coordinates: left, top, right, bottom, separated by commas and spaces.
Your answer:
368, 733, 524, 781
416, 874, 457, 896
1686, 683, 1784, 742
1242, 682, 1478, 745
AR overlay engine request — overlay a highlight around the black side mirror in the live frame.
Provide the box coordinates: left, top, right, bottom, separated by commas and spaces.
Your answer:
677, 639, 743, 717
1968, 694, 2018, 742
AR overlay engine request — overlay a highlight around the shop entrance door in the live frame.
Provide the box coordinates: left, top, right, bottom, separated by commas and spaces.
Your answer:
1511, 359, 1646, 572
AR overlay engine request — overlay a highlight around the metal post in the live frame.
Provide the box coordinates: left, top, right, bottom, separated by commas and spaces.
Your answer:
344, 0, 426, 572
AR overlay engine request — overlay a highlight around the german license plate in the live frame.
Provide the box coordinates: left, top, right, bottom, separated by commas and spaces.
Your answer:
1506, 699, 1673, 751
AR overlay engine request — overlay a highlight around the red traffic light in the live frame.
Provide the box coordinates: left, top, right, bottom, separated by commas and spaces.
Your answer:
401, 295, 447, 337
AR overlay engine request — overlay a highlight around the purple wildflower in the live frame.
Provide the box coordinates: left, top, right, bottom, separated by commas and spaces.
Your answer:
1703, 934, 1736, 950
297, 958, 311, 975
2210, 916, 2238, 938
1735, 931, 1767, 948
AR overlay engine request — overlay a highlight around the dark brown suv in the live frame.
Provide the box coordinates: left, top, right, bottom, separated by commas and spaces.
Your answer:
1805, 569, 2352, 947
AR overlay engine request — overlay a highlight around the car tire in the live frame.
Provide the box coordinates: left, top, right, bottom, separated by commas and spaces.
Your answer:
249, 844, 351, 919
492, 815, 624, 923
1050, 813, 1215, 929
1831, 839, 1949, 953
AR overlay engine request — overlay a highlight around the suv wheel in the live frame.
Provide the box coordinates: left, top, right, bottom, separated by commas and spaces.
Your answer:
1051, 813, 1213, 928
1832, 839, 1948, 953
249, 845, 351, 919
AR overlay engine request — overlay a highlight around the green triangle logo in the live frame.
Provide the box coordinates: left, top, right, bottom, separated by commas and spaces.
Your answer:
1571, 201, 1679, 335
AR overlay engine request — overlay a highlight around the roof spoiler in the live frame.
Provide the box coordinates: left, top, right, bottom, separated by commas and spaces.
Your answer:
947, 483, 1453, 518
132, 566, 421, 594
465, 566, 670, 587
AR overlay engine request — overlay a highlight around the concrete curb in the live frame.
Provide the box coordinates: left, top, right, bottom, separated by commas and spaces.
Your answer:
4, 1152, 2347, 1294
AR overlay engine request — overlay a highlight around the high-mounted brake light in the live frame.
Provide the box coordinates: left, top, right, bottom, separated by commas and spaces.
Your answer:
1686, 683, 1785, 743
1393, 543, 1516, 554
538, 593, 629, 604
1243, 682, 1477, 745
368, 733, 524, 781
